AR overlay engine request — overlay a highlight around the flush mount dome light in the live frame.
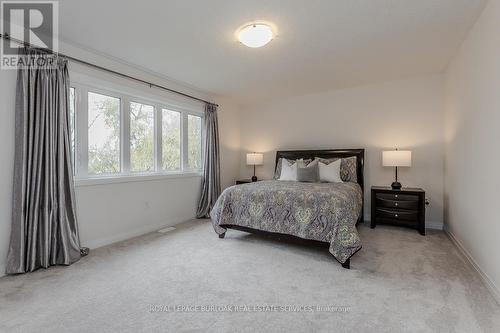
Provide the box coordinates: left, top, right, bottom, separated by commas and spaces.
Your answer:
238, 23, 274, 48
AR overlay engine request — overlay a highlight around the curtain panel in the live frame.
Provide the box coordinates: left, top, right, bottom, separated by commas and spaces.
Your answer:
6, 48, 81, 274
196, 103, 221, 218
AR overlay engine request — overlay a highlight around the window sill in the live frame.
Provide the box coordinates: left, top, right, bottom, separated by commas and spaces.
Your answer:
74, 172, 203, 187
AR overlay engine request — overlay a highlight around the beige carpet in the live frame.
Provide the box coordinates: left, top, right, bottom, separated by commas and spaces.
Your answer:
0, 220, 499, 332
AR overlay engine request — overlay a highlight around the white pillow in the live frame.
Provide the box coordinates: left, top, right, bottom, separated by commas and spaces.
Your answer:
279, 160, 298, 181
318, 159, 343, 183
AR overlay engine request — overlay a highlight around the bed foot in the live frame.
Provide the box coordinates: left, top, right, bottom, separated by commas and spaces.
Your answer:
341, 259, 350, 269
218, 232, 226, 239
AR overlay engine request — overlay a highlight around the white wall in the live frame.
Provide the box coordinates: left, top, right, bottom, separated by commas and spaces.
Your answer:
239, 75, 445, 227
75, 177, 201, 249
217, 97, 242, 190
0, 41, 240, 276
444, 0, 500, 300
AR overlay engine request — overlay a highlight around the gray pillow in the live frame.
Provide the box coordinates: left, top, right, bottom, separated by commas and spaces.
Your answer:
274, 158, 312, 180
297, 163, 319, 182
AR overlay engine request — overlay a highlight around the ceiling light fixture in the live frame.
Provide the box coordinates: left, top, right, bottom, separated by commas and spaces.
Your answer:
237, 23, 274, 48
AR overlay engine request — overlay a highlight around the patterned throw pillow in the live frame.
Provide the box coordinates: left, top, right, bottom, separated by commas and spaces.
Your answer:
314, 156, 358, 183
341, 156, 357, 183
274, 158, 312, 180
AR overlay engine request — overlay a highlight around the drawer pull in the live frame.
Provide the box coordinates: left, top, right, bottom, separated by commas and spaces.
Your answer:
395, 195, 398, 198
377, 208, 418, 221
376, 197, 418, 210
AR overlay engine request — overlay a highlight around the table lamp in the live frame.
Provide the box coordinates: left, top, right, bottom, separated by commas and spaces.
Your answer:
382, 150, 412, 190
246, 153, 263, 182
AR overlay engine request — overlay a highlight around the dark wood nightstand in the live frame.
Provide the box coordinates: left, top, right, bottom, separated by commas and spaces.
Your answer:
235, 179, 255, 185
371, 186, 426, 235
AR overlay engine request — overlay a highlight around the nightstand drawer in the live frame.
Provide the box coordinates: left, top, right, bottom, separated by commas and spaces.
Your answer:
376, 208, 418, 222
376, 193, 418, 202
376, 198, 418, 210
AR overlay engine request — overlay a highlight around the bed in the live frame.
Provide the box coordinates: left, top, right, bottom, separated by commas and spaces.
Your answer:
210, 149, 365, 269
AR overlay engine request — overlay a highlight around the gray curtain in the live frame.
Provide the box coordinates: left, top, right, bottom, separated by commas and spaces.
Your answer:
6, 48, 81, 274
196, 103, 221, 218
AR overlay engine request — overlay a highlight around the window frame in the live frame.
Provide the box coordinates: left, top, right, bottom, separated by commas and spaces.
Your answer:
69, 87, 77, 174
71, 82, 204, 186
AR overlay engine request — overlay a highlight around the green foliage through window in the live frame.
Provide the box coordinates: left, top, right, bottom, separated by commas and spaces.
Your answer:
188, 115, 202, 170
73, 87, 203, 178
162, 109, 181, 171
130, 102, 154, 172
87, 92, 120, 174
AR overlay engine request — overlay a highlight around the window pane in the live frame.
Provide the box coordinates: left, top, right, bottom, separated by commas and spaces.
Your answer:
88, 92, 120, 174
130, 102, 155, 172
187, 115, 202, 170
69, 87, 75, 170
162, 109, 181, 171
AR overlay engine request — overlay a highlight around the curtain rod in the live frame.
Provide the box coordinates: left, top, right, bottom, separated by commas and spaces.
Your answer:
0, 33, 218, 107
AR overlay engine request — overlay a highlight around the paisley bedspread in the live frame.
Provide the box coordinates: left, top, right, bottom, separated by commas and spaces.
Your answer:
210, 180, 363, 263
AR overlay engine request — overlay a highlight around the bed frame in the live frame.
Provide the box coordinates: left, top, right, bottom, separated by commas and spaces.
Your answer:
219, 149, 365, 269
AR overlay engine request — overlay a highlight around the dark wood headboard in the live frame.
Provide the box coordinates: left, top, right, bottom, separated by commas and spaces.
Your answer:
275, 149, 365, 188
275, 149, 365, 222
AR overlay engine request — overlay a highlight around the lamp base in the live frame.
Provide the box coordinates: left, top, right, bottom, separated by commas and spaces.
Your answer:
251, 175, 258, 182
391, 181, 402, 190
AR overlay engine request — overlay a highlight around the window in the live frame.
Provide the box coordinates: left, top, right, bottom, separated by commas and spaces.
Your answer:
70, 84, 204, 182
87, 92, 121, 174
162, 109, 181, 171
130, 102, 155, 172
187, 115, 202, 170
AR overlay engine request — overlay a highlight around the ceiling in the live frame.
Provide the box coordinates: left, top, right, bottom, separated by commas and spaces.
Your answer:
57, 0, 486, 105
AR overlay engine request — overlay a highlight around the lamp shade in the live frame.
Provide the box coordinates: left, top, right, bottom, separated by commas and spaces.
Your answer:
246, 153, 263, 166
382, 150, 412, 167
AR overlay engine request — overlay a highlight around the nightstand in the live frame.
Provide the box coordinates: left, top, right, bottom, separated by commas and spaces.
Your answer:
371, 186, 426, 235
235, 179, 254, 185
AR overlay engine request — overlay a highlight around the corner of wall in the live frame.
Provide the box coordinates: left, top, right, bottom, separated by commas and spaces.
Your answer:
444, 226, 500, 305
215, 97, 243, 189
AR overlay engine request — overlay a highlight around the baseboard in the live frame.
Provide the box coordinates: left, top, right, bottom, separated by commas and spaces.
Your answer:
83, 216, 195, 250
426, 221, 443, 230
0, 218, 195, 279
445, 227, 500, 305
